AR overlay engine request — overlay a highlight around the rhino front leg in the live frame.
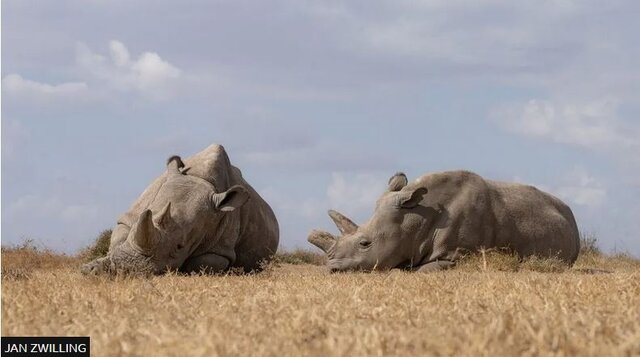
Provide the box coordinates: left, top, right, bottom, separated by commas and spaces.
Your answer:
180, 253, 230, 274
415, 260, 456, 272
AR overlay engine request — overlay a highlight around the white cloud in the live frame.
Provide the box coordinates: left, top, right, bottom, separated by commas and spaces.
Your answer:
109, 40, 130, 67
259, 172, 387, 221
76, 40, 182, 98
2, 40, 181, 102
240, 143, 397, 173
327, 172, 386, 216
9, 194, 100, 223
554, 168, 607, 208
3, 193, 104, 252
514, 167, 607, 208
357, 1, 581, 71
259, 187, 322, 219
1, 119, 30, 161
492, 97, 638, 150
2, 73, 88, 98
256, 172, 388, 246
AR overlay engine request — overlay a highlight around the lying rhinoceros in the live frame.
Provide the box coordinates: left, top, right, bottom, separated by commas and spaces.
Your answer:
82, 144, 279, 275
309, 171, 580, 272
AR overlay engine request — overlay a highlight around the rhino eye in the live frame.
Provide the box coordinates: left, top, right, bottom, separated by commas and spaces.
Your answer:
359, 240, 372, 248
177, 243, 184, 250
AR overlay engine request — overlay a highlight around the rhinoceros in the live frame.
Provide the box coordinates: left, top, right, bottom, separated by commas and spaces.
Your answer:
81, 144, 279, 275
308, 171, 580, 272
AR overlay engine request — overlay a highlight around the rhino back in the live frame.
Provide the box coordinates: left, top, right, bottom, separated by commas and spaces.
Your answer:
409, 171, 579, 264
488, 180, 580, 263
410, 171, 497, 261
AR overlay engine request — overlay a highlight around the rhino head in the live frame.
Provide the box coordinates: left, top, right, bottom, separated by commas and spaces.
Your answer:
82, 156, 249, 275
308, 173, 429, 272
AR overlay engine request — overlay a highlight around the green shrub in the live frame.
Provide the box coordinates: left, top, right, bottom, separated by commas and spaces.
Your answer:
82, 229, 112, 261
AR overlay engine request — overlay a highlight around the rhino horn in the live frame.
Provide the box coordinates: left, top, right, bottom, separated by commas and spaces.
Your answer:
328, 210, 358, 235
153, 202, 172, 229
307, 230, 337, 253
130, 209, 158, 252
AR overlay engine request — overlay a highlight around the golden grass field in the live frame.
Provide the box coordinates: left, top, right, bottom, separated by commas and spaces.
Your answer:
2, 244, 639, 357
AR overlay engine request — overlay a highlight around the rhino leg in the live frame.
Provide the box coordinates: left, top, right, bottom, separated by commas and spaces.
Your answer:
415, 260, 456, 272
180, 253, 230, 274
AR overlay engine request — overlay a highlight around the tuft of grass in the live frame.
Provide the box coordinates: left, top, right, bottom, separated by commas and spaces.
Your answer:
79, 229, 112, 261
453, 232, 637, 274
272, 249, 327, 265
456, 248, 521, 272
519, 255, 569, 273
1, 267, 33, 281
456, 249, 573, 273
574, 251, 640, 272
580, 231, 601, 256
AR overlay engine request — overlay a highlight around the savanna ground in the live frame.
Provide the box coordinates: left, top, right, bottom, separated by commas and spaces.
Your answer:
2, 235, 639, 357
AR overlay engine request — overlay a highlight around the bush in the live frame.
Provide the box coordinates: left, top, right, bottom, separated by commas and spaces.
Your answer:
81, 229, 112, 261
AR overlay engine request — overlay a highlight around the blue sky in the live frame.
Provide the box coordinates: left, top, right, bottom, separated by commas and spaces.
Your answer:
2, 1, 639, 255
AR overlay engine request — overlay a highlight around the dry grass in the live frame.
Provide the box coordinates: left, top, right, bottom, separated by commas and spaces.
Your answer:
1, 241, 80, 280
272, 249, 327, 266
2, 246, 639, 356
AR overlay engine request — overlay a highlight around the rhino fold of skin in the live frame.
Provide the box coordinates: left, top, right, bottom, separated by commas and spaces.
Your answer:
82, 144, 279, 275
308, 171, 580, 272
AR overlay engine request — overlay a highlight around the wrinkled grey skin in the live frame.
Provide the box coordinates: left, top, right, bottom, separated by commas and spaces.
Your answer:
309, 171, 580, 272
81, 144, 279, 275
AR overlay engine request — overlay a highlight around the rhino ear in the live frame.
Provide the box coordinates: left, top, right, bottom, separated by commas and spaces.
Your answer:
166, 155, 185, 175
130, 209, 158, 252
398, 187, 428, 208
210, 185, 250, 212
153, 202, 173, 229
388, 172, 408, 192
